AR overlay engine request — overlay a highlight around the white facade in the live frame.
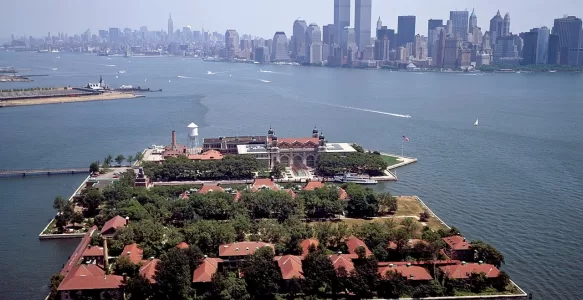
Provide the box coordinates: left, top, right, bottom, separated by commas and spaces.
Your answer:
306, 23, 322, 64
292, 19, 308, 62
272, 32, 289, 62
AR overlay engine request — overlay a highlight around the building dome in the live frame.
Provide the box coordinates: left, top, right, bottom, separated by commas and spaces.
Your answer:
268, 126, 274, 135
312, 126, 318, 134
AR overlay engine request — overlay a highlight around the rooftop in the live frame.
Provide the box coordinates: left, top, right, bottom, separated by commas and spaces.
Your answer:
378, 264, 433, 281
275, 255, 304, 279
176, 242, 189, 249
198, 184, 225, 194
100, 215, 127, 235
300, 239, 319, 258
323, 143, 357, 153
121, 243, 143, 264
188, 149, 223, 161
443, 235, 471, 250
440, 263, 500, 279
192, 257, 223, 283
82, 246, 104, 257
204, 135, 267, 144
58, 264, 123, 291
219, 242, 274, 257
345, 237, 372, 257
139, 258, 160, 284
329, 254, 355, 273
251, 178, 280, 191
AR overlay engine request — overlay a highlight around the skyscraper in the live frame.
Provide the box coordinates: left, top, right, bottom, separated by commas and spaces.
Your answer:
323, 24, 334, 46
521, 30, 538, 65
428, 19, 443, 58
108, 28, 120, 43
428, 19, 444, 34
450, 10, 469, 41
377, 17, 383, 31
552, 16, 583, 65
493, 36, 518, 63
469, 9, 478, 31
375, 26, 391, 61
334, 0, 350, 46
489, 11, 505, 46
292, 19, 308, 62
547, 34, 560, 64
306, 23, 322, 64
503, 13, 511, 37
355, 0, 372, 51
272, 32, 289, 62
224, 29, 239, 59
414, 34, 428, 59
342, 27, 356, 53
397, 16, 416, 47
168, 14, 174, 42
536, 27, 550, 64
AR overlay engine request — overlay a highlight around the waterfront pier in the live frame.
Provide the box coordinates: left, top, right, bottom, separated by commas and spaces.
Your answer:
0, 168, 89, 177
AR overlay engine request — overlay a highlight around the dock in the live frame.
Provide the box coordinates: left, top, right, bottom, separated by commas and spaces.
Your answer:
0, 168, 89, 177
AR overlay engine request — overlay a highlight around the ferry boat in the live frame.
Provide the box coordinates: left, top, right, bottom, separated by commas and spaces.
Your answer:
334, 173, 378, 185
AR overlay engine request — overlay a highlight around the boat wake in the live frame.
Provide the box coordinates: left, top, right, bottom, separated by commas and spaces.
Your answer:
207, 71, 216, 75
258, 69, 274, 73
177, 75, 191, 79
104, 64, 116, 67
258, 79, 271, 83
302, 101, 411, 118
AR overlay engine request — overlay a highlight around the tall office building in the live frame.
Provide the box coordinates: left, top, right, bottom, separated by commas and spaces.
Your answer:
489, 10, 505, 46
493, 36, 518, 63
397, 16, 416, 47
443, 36, 462, 68
503, 13, 511, 37
450, 10, 469, 41
469, 9, 478, 31
224, 29, 239, 59
334, 0, 350, 46
108, 28, 120, 43
377, 17, 383, 31
292, 18, 308, 62
536, 27, 550, 64
446, 20, 453, 35
323, 24, 334, 45
547, 34, 560, 64
375, 26, 391, 61
272, 32, 289, 61
342, 27, 356, 53
428, 19, 443, 58
434, 28, 447, 67
414, 35, 428, 59
306, 23, 323, 64
168, 14, 174, 42
521, 29, 539, 65
552, 16, 583, 65
355, 0, 372, 51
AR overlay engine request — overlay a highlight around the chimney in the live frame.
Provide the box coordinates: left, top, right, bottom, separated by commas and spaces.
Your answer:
171, 130, 177, 147
103, 238, 110, 274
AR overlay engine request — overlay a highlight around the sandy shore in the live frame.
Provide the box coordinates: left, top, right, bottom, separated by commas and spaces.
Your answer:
0, 92, 145, 107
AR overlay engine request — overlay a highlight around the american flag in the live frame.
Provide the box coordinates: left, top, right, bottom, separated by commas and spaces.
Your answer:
402, 136, 410, 142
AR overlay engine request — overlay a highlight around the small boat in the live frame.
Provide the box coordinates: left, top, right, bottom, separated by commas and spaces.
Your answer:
334, 173, 378, 185
118, 70, 126, 74
549, 70, 557, 73
474, 119, 479, 127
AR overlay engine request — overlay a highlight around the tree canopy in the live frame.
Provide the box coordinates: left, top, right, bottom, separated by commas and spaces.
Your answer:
316, 152, 388, 176
143, 155, 260, 181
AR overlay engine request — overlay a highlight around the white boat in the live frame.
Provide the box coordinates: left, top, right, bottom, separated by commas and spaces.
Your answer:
118, 70, 126, 74
549, 70, 557, 73
334, 173, 378, 185
474, 119, 479, 127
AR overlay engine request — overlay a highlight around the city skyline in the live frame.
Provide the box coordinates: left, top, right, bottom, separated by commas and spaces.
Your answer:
1, 0, 581, 40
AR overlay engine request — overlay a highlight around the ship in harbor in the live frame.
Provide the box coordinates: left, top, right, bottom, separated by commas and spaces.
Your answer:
334, 173, 378, 185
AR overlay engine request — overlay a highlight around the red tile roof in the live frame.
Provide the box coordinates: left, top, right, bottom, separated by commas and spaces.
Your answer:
233, 191, 241, 201
61, 226, 98, 276
176, 242, 189, 249
338, 188, 348, 200
251, 178, 280, 191
188, 150, 224, 161
100, 215, 127, 235
378, 264, 433, 281
219, 242, 274, 257
82, 246, 104, 257
303, 181, 325, 190
198, 185, 225, 194
277, 138, 319, 147
275, 255, 304, 279
345, 237, 372, 257
388, 239, 428, 250
329, 254, 355, 273
58, 264, 123, 291
440, 263, 500, 279
378, 260, 460, 267
192, 257, 223, 283
121, 243, 143, 264
300, 239, 319, 258
443, 236, 471, 250
139, 258, 160, 284
284, 189, 297, 198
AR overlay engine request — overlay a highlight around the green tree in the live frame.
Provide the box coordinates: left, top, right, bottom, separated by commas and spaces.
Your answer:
183, 220, 236, 255
115, 154, 126, 166
114, 255, 138, 277
348, 252, 380, 298
270, 162, 285, 179
469, 272, 489, 293
155, 248, 192, 300
377, 270, 409, 298
47, 272, 64, 300
378, 192, 397, 214
126, 155, 134, 166
104, 154, 113, 166
89, 161, 100, 173
401, 217, 420, 239
471, 240, 505, 267
240, 247, 281, 299
71, 212, 84, 224
303, 249, 337, 295
492, 270, 511, 291
135, 152, 144, 163
206, 272, 250, 300
345, 184, 379, 218
126, 275, 153, 300
53, 196, 68, 212
79, 187, 104, 215
351, 143, 365, 153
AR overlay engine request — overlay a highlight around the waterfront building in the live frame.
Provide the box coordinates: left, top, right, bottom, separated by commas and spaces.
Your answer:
323, 24, 334, 46
514, 34, 524, 57
521, 29, 539, 65
292, 18, 308, 62
450, 10, 469, 41
342, 27, 356, 54
428, 19, 443, 57
397, 16, 416, 47
493, 35, 519, 63
434, 28, 447, 67
334, 0, 351, 46
254, 46, 270, 64
443, 36, 462, 69
469, 9, 478, 31
414, 34, 428, 60
489, 10, 505, 47
306, 23, 322, 64
272, 32, 289, 62
168, 13, 174, 42
375, 26, 391, 61
224, 29, 239, 60
536, 26, 550, 64
548, 34, 560, 64
108, 28, 120, 43
552, 16, 583, 65
355, 0, 372, 51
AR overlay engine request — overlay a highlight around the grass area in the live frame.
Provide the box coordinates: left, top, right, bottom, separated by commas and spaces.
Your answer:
381, 154, 401, 166
340, 196, 449, 231
42, 218, 57, 234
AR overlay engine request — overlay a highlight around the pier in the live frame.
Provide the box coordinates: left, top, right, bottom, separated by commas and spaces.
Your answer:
0, 168, 89, 177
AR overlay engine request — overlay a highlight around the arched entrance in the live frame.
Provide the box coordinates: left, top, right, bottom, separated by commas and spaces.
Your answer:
306, 155, 316, 168
279, 156, 290, 167
293, 155, 304, 167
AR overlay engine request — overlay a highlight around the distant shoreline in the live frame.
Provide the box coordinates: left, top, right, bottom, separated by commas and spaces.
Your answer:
0, 92, 145, 107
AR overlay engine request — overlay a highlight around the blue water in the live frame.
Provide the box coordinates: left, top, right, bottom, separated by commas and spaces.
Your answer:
0, 52, 582, 299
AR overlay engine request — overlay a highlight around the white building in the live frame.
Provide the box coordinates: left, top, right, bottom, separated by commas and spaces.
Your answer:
272, 32, 289, 62
306, 23, 322, 64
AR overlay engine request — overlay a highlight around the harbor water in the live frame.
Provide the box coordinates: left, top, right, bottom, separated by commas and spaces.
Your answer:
0, 52, 581, 299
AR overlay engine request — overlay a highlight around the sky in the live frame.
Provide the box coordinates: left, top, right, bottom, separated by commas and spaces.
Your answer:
1, 0, 582, 40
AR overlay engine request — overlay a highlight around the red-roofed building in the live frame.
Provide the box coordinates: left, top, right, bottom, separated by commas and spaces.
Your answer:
198, 184, 225, 194
284, 189, 297, 198
192, 257, 223, 283
81, 246, 105, 265
443, 235, 474, 260
378, 263, 433, 281
300, 239, 319, 258
329, 254, 355, 273
251, 178, 280, 191
100, 215, 127, 238
219, 242, 274, 270
345, 237, 372, 257
176, 242, 189, 249
58, 264, 124, 300
275, 255, 304, 279
303, 181, 325, 190
188, 149, 224, 161
440, 263, 500, 279
139, 258, 160, 284
121, 243, 143, 264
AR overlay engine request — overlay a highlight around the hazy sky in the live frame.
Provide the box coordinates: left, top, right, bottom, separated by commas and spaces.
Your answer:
2, 0, 581, 39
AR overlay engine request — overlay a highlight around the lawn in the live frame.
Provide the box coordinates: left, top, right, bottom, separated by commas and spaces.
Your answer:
381, 155, 401, 167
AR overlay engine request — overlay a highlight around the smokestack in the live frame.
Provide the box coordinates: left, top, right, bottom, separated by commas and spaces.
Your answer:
171, 130, 177, 147
103, 238, 110, 274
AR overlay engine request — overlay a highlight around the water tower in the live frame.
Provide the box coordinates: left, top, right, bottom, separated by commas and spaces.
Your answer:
187, 122, 199, 152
